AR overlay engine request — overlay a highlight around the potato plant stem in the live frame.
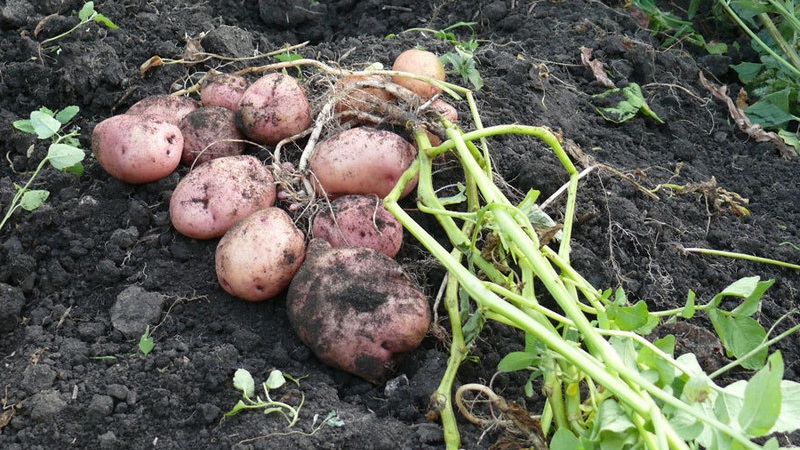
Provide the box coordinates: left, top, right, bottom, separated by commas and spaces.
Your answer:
682, 246, 800, 271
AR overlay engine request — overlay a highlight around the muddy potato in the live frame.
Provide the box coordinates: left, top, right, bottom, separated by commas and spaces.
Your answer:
334, 74, 394, 117
215, 207, 305, 301
236, 72, 311, 145
312, 195, 403, 258
179, 106, 245, 166
286, 239, 430, 383
392, 49, 445, 100
169, 155, 276, 239
200, 73, 250, 111
309, 127, 417, 199
92, 114, 183, 184
125, 95, 199, 125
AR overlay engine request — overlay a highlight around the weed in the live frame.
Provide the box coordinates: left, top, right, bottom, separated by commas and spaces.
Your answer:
137, 325, 155, 356
591, 82, 665, 124
37, 2, 118, 59
226, 368, 305, 427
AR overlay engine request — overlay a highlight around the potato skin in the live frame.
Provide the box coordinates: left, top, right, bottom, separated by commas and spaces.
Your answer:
215, 207, 305, 301
236, 72, 311, 145
312, 195, 402, 257
286, 239, 430, 383
169, 155, 276, 239
125, 95, 199, 125
392, 49, 445, 100
91, 114, 183, 184
200, 73, 250, 111
179, 106, 245, 166
309, 127, 418, 199
334, 74, 394, 116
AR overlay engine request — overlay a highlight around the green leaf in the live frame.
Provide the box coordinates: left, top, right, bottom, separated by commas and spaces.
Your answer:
265, 369, 287, 390
55, 105, 80, 124
138, 326, 154, 355
78, 2, 96, 21
738, 352, 783, 436
225, 399, 249, 417
745, 88, 797, 128
550, 428, 582, 450
732, 62, 764, 84
47, 144, 85, 170
681, 290, 696, 319
29, 111, 62, 140
93, 13, 118, 29
20, 190, 49, 211
728, 316, 768, 369
594, 399, 637, 450
12, 119, 36, 135
497, 351, 539, 372
439, 182, 467, 206
723, 378, 800, 434
233, 368, 255, 398
591, 83, 664, 124
710, 276, 764, 307
730, 278, 774, 317
637, 334, 675, 386
606, 300, 650, 331
778, 129, 800, 155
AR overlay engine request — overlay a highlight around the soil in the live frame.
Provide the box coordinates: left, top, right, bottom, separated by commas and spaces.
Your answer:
1, 0, 799, 449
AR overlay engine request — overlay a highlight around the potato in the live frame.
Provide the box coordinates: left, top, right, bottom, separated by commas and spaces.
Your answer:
392, 49, 445, 100
309, 127, 417, 199
215, 207, 305, 301
312, 195, 403, 258
169, 155, 276, 239
200, 73, 250, 111
125, 95, 199, 125
236, 72, 311, 145
286, 239, 430, 383
334, 74, 394, 116
430, 98, 458, 122
179, 106, 245, 166
92, 114, 183, 184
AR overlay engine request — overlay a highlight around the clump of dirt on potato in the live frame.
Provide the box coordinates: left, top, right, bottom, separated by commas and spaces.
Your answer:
125, 94, 200, 125
178, 106, 244, 166
286, 239, 431, 384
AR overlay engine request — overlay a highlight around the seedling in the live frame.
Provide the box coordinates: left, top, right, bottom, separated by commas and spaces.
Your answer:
591, 82, 665, 124
3, 106, 85, 232
226, 368, 304, 427
37, 2, 118, 59
137, 325, 155, 356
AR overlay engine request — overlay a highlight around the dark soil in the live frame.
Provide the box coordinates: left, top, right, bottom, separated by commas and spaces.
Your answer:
1, 1, 799, 449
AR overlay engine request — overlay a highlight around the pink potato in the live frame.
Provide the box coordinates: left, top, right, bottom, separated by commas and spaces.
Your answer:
125, 95, 199, 125
309, 127, 418, 199
215, 207, 305, 301
200, 73, 250, 111
91, 114, 183, 184
169, 155, 276, 239
178, 106, 245, 166
312, 195, 402, 258
236, 72, 311, 145
286, 239, 431, 384
392, 49, 446, 100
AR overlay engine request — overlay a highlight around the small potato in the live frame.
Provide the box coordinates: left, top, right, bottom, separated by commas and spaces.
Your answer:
92, 114, 183, 184
286, 239, 431, 384
392, 49, 445, 100
312, 195, 403, 258
309, 127, 417, 199
169, 155, 276, 239
236, 72, 311, 145
334, 74, 394, 116
179, 106, 245, 166
215, 207, 305, 301
201, 73, 250, 111
429, 98, 458, 122
126, 95, 199, 125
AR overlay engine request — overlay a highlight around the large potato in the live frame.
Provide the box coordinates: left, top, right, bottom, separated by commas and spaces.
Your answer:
178, 106, 245, 166
169, 155, 276, 239
286, 239, 430, 383
309, 127, 417, 199
215, 207, 305, 301
200, 73, 250, 111
91, 114, 183, 184
236, 72, 311, 145
125, 95, 199, 125
312, 195, 403, 258
392, 49, 445, 100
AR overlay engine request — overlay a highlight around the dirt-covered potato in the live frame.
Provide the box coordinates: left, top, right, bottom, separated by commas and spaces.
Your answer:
392, 49, 445, 100
215, 207, 305, 301
125, 94, 199, 125
200, 73, 250, 111
236, 72, 311, 145
309, 127, 417, 199
178, 106, 245, 166
286, 239, 430, 383
334, 74, 394, 117
312, 195, 403, 258
91, 114, 183, 184
169, 155, 276, 239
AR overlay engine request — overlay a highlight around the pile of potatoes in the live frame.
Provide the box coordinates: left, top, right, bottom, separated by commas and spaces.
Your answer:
90, 49, 454, 383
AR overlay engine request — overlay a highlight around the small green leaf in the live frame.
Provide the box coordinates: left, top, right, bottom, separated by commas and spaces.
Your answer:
138, 325, 154, 355
497, 351, 539, 372
591, 83, 664, 124
30, 111, 62, 140
681, 290, 696, 319
55, 105, 80, 124
732, 62, 764, 84
265, 369, 287, 390
323, 410, 345, 427
78, 2, 96, 21
20, 190, 50, 211
12, 119, 36, 134
93, 13, 119, 29
730, 278, 774, 317
745, 88, 797, 128
607, 300, 650, 331
637, 334, 675, 386
550, 428, 582, 450
225, 399, 249, 417
47, 144, 85, 170
739, 351, 783, 436
233, 368, 256, 398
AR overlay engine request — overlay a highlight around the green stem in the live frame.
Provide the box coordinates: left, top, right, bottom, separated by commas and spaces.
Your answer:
710, 321, 800, 378
0, 156, 50, 232
683, 247, 800, 271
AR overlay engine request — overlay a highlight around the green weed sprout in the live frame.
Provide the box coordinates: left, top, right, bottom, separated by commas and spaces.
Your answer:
226, 369, 304, 427
137, 325, 155, 356
2, 106, 85, 232
38, 2, 118, 58
381, 76, 800, 449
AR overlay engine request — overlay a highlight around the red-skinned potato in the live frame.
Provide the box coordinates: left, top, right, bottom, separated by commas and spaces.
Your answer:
125, 95, 199, 126
215, 207, 305, 301
309, 127, 417, 199
312, 195, 403, 258
392, 49, 445, 100
236, 72, 311, 145
179, 106, 245, 166
200, 73, 250, 111
286, 239, 430, 383
169, 155, 276, 239
92, 114, 183, 184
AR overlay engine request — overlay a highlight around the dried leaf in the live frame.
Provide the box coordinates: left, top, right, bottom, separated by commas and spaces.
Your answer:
580, 46, 615, 88
139, 55, 163, 77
